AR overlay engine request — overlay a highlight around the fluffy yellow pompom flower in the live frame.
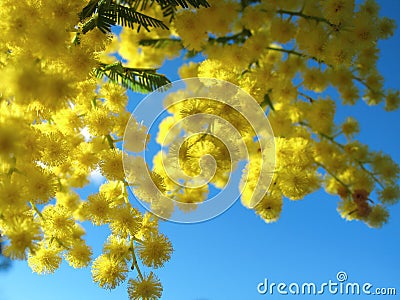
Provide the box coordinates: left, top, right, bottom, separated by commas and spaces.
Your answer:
99, 82, 128, 113
52, 108, 83, 135
337, 199, 358, 221
109, 206, 143, 238
0, 122, 23, 159
197, 59, 239, 83
41, 205, 75, 241
86, 193, 112, 225
173, 11, 208, 51
367, 205, 389, 228
39, 131, 71, 167
275, 137, 314, 168
99, 180, 126, 207
103, 235, 131, 261
302, 68, 328, 93
321, 0, 354, 25
22, 167, 58, 203
65, 241, 92, 268
99, 149, 125, 181
137, 234, 173, 269
176, 185, 209, 212
341, 117, 360, 138
270, 17, 297, 44
124, 118, 150, 153
197, 0, 239, 36
241, 4, 272, 30
178, 62, 199, 79
384, 90, 400, 111
56, 191, 81, 212
305, 98, 336, 134
136, 213, 159, 240
371, 152, 400, 182
131, 169, 166, 203
2, 217, 41, 260
0, 177, 26, 209
92, 254, 128, 289
352, 12, 378, 47
254, 191, 283, 223
378, 186, 400, 205
278, 167, 321, 200
378, 17, 397, 39
156, 116, 181, 146
28, 245, 62, 274
85, 108, 115, 137
128, 272, 163, 300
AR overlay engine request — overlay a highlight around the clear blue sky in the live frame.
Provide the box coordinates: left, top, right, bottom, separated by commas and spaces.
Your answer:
1, 1, 399, 300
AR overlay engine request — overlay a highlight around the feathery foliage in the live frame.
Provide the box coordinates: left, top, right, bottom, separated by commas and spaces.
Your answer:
80, 1, 169, 33
94, 62, 171, 92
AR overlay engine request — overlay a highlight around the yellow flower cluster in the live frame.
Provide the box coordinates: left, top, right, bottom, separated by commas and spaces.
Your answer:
0, 0, 172, 299
152, 98, 255, 214
0, 0, 399, 298
117, 0, 400, 228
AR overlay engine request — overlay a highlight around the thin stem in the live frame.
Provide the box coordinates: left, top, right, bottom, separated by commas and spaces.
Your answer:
298, 91, 315, 103
266, 46, 324, 65
318, 132, 345, 149
277, 9, 336, 27
91, 97, 97, 108
315, 161, 351, 192
130, 239, 144, 280
29, 202, 69, 249
358, 162, 385, 189
122, 185, 130, 204
29, 201, 44, 219
51, 236, 70, 250
352, 76, 385, 97
105, 134, 115, 149
315, 129, 385, 189
132, 237, 143, 244
266, 46, 305, 58
216, 29, 251, 43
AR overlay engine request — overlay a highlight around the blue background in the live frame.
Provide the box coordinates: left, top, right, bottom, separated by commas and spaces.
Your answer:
1, 1, 399, 299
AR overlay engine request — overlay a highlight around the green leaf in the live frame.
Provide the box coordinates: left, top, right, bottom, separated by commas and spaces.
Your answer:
93, 62, 171, 93
185, 49, 200, 58
119, 0, 210, 21
160, 0, 210, 20
81, 2, 168, 34
261, 93, 275, 111
78, 0, 210, 33
79, 0, 100, 21
112, 4, 169, 32
82, 12, 116, 34
128, 0, 155, 12
139, 38, 182, 48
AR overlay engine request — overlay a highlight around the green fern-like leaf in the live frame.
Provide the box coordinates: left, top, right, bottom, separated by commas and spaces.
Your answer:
79, 0, 210, 32
80, 1, 168, 34
94, 62, 170, 93
127, 0, 155, 12
81, 12, 116, 34
185, 49, 199, 58
113, 4, 169, 32
260, 92, 275, 111
139, 38, 182, 48
160, 0, 210, 20
79, 0, 100, 21
118, 0, 209, 21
